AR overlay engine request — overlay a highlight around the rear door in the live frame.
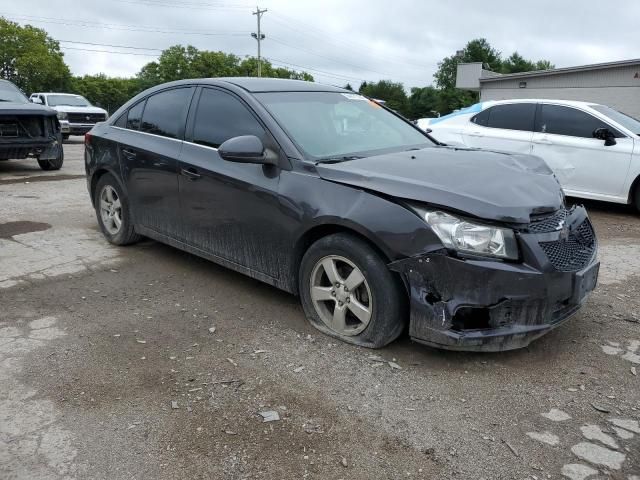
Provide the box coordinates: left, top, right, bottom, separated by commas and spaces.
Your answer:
117, 87, 195, 238
177, 87, 283, 277
463, 103, 536, 154
531, 103, 633, 197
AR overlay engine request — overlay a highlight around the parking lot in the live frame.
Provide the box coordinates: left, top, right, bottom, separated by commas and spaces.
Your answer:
1, 139, 639, 479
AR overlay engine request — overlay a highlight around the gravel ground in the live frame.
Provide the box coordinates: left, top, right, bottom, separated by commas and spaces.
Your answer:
1, 139, 638, 479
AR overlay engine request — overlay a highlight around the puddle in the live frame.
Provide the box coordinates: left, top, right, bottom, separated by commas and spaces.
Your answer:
0, 221, 51, 239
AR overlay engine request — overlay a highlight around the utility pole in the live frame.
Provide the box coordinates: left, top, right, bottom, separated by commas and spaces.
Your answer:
251, 6, 267, 77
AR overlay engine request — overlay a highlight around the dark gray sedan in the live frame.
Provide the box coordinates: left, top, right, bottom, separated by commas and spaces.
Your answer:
84, 78, 599, 351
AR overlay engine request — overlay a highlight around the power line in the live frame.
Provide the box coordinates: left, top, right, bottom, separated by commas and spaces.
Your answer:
108, 0, 251, 10
59, 40, 163, 51
267, 12, 431, 71
60, 46, 160, 57
2, 14, 251, 36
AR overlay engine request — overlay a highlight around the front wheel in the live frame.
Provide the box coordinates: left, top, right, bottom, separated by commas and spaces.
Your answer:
94, 173, 141, 245
299, 233, 406, 348
37, 146, 64, 171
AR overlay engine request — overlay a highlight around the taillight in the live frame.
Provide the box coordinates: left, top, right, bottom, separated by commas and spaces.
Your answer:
85, 132, 92, 145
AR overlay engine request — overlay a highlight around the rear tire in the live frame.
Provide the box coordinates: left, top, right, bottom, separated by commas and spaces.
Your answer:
633, 183, 640, 212
299, 233, 406, 348
62, 134, 70, 141
37, 147, 64, 171
94, 173, 141, 245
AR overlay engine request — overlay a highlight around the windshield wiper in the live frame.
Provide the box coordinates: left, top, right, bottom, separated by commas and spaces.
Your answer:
317, 155, 364, 164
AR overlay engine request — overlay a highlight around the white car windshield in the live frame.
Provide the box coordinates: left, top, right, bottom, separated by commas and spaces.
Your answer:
256, 91, 433, 160
47, 94, 91, 107
591, 105, 640, 135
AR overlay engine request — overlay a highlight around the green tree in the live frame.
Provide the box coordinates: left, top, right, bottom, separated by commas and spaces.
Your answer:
70, 74, 142, 114
0, 17, 71, 93
359, 80, 408, 115
343, 83, 353, 91
407, 86, 440, 119
501, 52, 554, 74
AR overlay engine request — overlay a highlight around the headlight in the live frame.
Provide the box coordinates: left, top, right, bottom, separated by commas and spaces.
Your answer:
57, 111, 68, 120
423, 210, 519, 260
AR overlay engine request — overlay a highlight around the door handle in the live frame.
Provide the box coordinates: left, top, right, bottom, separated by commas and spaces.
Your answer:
536, 136, 553, 145
181, 167, 202, 180
121, 148, 137, 159
467, 131, 483, 137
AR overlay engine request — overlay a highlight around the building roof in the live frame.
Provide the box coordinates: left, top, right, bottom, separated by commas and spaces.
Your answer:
479, 58, 640, 83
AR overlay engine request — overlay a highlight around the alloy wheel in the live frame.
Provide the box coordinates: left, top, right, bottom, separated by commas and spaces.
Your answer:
99, 185, 123, 235
309, 255, 373, 336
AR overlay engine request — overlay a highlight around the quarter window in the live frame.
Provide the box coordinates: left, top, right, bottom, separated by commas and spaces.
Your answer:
473, 104, 536, 132
140, 88, 194, 139
126, 101, 145, 131
192, 88, 265, 149
536, 104, 616, 138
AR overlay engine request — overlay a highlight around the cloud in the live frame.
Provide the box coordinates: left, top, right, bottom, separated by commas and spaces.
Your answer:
4, 0, 639, 89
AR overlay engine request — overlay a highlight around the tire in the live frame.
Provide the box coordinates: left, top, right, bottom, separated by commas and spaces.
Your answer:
633, 183, 640, 212
37, 146, 64, 171
299, 233, 406, 348
94, 173, 141, 245
62, 134, 70, 141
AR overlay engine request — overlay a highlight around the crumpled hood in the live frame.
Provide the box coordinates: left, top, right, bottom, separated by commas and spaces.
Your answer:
0, 102, 57, 116
315, 146, 563, 223
52, 105, 107, 115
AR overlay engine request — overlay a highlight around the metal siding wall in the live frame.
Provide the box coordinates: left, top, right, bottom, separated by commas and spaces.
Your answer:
480, 65, 640, 117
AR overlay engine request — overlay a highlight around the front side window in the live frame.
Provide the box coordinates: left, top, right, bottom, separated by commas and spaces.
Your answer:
536, 104, 617, 138
46, 94, 91, 107
256, 91, 432, 160
472, 104, 536, 132
192, 88, 265, 149
126, 100, 145, 131
140, 88, 193, 139
590, 105, 638, 136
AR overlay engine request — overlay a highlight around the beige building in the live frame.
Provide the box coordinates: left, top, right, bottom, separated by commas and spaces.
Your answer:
456, 59, 640, 118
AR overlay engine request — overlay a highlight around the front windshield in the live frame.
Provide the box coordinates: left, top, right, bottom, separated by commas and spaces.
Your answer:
591, 105, 640, 135
47, 94, 91, 107
0, 82, 28, 103
256, 91, 433, 160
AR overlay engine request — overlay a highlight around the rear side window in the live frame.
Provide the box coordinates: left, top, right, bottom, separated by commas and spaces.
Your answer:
192, 88, 265, 149
126, 101, 145, 131
536, 104, 619, 138
478, 104, 536, 131
140, 88, 194, 139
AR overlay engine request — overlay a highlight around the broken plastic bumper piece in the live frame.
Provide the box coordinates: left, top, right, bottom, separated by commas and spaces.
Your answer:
389, 206, 599, 352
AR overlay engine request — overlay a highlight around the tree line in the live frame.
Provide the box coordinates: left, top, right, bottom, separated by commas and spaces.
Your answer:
1, 17, 553, 118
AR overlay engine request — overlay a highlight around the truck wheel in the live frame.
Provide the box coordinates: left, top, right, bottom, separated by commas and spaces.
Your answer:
299, 233, 406, 348
94, 173, 141, 245
37, 147, 64, 171
62, 134, 70, 141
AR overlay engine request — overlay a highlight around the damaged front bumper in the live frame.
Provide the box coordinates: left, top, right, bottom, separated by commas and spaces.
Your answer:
389, 206, 599, 352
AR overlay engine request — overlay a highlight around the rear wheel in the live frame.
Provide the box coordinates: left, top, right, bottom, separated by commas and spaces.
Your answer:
37, 147, 64, 171
299, 233, 406, 348
94, 173, 141, 245
633, 182, 640, 212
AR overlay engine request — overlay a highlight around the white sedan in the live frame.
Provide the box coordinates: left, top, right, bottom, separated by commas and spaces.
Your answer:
426, 99, 640, 209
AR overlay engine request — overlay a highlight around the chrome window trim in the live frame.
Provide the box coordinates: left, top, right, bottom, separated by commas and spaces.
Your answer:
111, 125, 219, 151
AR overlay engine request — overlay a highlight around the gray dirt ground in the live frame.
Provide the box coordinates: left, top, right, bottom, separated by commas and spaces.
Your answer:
0, 138, 638, 480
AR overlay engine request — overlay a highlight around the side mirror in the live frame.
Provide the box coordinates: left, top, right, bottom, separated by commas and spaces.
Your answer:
219, 135, 276, 165
593, 127, 617, 147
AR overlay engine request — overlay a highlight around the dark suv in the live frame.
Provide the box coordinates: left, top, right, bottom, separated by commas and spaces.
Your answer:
0, 79, 64, 170
84, 78, 599, 352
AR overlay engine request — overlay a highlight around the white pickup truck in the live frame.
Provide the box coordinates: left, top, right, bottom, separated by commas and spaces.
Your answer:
29, 93, 108, 140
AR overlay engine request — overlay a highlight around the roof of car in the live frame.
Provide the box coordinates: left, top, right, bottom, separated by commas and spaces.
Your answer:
31, 92, 84, 96
483, 98, 600, 108
160, 77, 348, 93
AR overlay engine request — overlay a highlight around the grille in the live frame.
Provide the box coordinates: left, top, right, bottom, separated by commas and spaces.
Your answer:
68, 113, 106, 123
539, 220, 596, 272
528, 208, 569, 233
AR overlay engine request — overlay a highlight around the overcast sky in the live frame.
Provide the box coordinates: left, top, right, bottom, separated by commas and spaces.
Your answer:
4, 0, 639, 89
